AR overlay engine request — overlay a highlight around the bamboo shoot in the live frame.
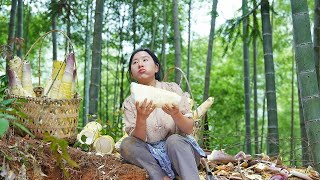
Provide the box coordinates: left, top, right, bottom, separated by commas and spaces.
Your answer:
44, 60, 65, 97
58, 53, 75, 99
130, 82, 181, 107
193, 97, 214, 119
22, 61, 34, 97
93, 135, 115, 156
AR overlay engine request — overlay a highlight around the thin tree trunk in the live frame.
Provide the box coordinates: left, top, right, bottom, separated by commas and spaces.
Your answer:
105, 39, 109, 122
161, 0, 167, 75
172, 0, 182, 84
298, 86, 311, 167
242, 0, 251, 154
113, 2, 121, 121
261, 0, 279, 156
253, 0, 259, 154
83, 0, 92, 126
16, 0, 23, 58
203, 0, 217, 102
52, 0, 57, 61
150, 7, 158, 50
99, 70, 103, 119
186, 0, 191, 92
8, 0, 17, 51
260, 93, 266, 152
119, 3, 125, 116
290, 0, 320, 172
66, 0, 71, 52
24, 2, 30, 55
202, 0, 218, 148
132, 0, 137, 50
290, 45, 295, 166
314, 0, 320, 88
89, 0, 104, 120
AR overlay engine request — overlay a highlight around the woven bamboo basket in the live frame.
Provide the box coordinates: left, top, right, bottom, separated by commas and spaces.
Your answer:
6, 30, 81, 142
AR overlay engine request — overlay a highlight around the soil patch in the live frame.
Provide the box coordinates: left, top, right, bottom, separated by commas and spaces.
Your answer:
0, 129, 148, 180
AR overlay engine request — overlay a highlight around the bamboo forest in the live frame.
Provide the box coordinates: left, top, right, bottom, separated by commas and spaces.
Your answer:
1, 0, 320, 179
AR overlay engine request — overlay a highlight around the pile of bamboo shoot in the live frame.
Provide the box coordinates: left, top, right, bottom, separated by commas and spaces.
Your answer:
43, 53, 77, 99
7, 53, 77, 99
77, 122, 115, 156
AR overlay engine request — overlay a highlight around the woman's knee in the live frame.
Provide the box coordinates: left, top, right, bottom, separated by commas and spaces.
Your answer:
166, 134, 185, 147
120, 136, 138, 158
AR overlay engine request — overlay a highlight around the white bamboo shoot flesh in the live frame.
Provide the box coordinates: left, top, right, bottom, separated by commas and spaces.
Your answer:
93, 135, 115, 156
131, 82, 181, 108
76, 128, 100, 145
84, 121, 103, 132
193, 97, 214, 119
22, 61, 34, 97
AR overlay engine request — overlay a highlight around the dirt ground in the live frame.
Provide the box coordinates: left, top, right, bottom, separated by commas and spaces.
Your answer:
0, 128, 148, 180
1, 128, 319, 180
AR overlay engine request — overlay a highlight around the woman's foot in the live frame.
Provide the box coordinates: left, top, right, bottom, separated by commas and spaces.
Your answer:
163, 176, 171, 180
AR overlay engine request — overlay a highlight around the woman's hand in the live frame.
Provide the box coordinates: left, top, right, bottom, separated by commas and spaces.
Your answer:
136, 98, 156, 121
132, 98, 156, 141
162, 104, 180, 117
162, 103, 194, 135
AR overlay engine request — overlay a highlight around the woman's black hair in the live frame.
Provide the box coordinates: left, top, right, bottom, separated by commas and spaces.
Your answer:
127, 48, 162, 82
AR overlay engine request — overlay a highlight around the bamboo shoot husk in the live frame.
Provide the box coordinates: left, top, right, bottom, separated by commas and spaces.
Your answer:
71, 68, 77, 95
44, 60, 65, 97
93, 135, 115, 156
8, 56, 23, 82
8, 69, 31, 97
22, 61, 34, 97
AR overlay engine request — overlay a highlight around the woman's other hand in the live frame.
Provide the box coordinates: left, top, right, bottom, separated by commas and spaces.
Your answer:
136, 98, 156, 120
162, 104, 180, 117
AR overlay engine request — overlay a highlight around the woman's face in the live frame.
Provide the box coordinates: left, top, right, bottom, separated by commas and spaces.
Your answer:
130, 51, 159, 85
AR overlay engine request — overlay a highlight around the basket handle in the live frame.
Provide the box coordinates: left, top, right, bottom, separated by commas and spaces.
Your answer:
23, 29, 76, 86
162, 67, 199, 117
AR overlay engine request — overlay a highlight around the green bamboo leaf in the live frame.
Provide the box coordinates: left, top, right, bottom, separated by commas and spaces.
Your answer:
11, 121, 35, 138
0, 98, 16, 106
0, 114, 16, 120
0, 118, 9, 137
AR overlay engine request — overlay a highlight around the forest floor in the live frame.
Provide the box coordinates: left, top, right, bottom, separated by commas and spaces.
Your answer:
0, 128, 148, 180
1, 128, 320, 180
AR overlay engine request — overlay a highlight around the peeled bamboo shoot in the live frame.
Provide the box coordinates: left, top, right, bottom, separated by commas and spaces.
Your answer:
84, 121, 103, 132
131, 82, 181, 107
93, 135, 115, 156
76, 128, 100, 145
193, 97, 214, 119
